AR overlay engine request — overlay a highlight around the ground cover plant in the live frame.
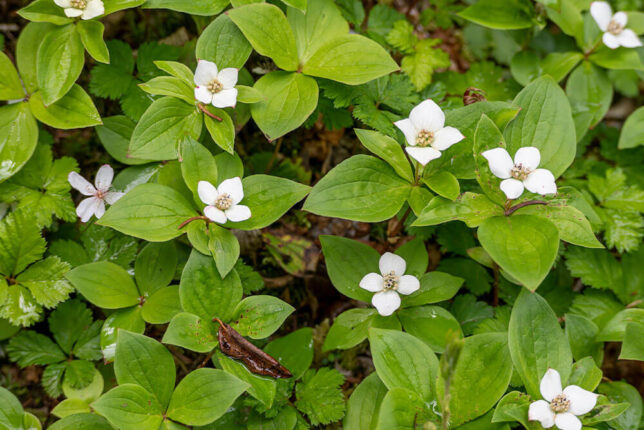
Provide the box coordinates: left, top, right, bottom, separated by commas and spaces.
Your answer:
1, 0, 644, 428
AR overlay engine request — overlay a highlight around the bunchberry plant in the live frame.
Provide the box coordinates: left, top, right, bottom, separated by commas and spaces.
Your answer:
1, 0, 643, 429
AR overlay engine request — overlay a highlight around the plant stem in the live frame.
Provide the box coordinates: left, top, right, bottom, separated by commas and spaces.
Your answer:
177, 215, 210, 229
198, 103, 222, 121
265, 137, 283, 174
504, 200, 547, 216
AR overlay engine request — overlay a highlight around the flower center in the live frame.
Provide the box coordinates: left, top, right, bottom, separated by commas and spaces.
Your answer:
214, 193, 233, 211
70, 0, 87, 8
382, 271, 399, 291
510, 163, 532, 181
207, 79, 224, 94
550, 394, 570, 413
95, 189, 105, 199
415, 130, 434, 148
607, 19, 624, 35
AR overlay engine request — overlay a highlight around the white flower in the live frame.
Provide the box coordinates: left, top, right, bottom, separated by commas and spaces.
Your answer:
194, 60, 238, 108
529, 369, 598, 430
482, 146, 557, 200
590, 2, 642, 49
68, 165, 124, 222
359, 252, 420, 316
54, 0, 104, 20
394, 99, 465, 166
198, 177, 251, 224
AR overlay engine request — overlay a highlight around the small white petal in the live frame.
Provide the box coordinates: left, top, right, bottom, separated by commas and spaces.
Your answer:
64, 7, 83, 17
603, 32, 621, 49
217, 68, 239, 89
432, 126, 464, 151
554, 412, 582, 430
371, 290, 401, 316
204, 206, 227, 224
528, 400, 556, 428
94, 164, 114, 191
76, 197, 100, 223
524, 169, 557, 195
563, 385, 598, 416
54, 0, 72, 7
612, 11, 627, 27
194, 60, 218, 86
379, 252, 406, 276
590, 2, 612, 31
94, 200, 106, 219
195, 86, 213, 104
513, 146, 541, 171
211, 88, 238, 108
500, 179, 524, 199
405, 146, 442, 166
394, 118, 418, 146
68, 172, 96, 196
82, 0, 104, 19
198, 181, 218, 205
409, 99, 445, 133
359, 273, 384, 292
482, 148, 514, 179
225, 204, 251, 222
104, 191, 124, 205
540, 369, 563, 402
616, 29, 643, 48
397, 275, 420, 295
217, 177, 244, 205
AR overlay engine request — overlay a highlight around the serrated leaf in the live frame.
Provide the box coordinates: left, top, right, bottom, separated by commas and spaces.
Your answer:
7, 331, 65, 367
295, 368, 346, 426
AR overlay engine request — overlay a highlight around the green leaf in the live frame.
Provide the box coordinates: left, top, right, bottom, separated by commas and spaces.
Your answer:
115, 331, 175, 409
508, 290, 573, 399
412, 193, 503, 228
179, 138, 217, 194
0, 387, 25, 429
398, 305, 462, 353
142, 0, 227, 15
323, 308, 377, 351
597, 381, 643, 430
250, 71, 318, 141
369, 328, 438, 401
76, 20, 109, 63
167, 368, 248, 426
437, 333, 512, 426
139, 76, 194, 104
17, 256, 73, 308
51, 398, 91, 419
231, 295, 295, 339
0, 103, 38, 183
100, 307, 145, 362
66, 262, 139, 309
99, 183, 197, 241
203, 107, 236, 154
7, 331, 65, 367
304, 155, 411, 222
473, 114, 510, 205
29, 84, 102, 129
478, 215, 559, 291
589, 46, 644, 71
36, 24, 84, 105
423, 171, 460, 201
295, 368, 346, 426
227, 174, 310, 230
154, 60, 193, 84
48, 413, 113, 430
458, 0, 535, 29
355, 128, 413, 182
92, 384, 164, 430
16, 22, 55, 93
179, 250, 243, 321
48, 298, 93, 354
0, 53, 24, 100
135, 241, 177, 296
565, 313, 602, 364
376, 387, 434, 429
541, 51, 584, 83
568, 356, 602, 392
264, 327, 313, 380
128, 97, 202, 160
63, 367, 104, 402
64, 359, 95, 390
228, 3, 298, 71
566, 61, 613, 141
583, 396, 631, 426
344, 372, 388, 430
504, 76, 576, 177
618, 106, 644, 149
215, 350, 277, 408
141, 285, 182, 324
96, 116, 152, 165
491, 391, 534, 429
320, 235, 379, 303
236, 85, 262, 103
162, 312, 218, 353
402, 271, 464, 307
303, 34, 398, 85
18, 0, 71, 25
208, 224, 240, 278
196, 14, 252, 69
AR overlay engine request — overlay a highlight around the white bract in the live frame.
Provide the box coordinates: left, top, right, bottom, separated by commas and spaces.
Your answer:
198, 177, 251, 224
68, 165, 124, 222
394, 99, 465, 166
529, 369, 598, 430
590, 2, 642, 49
194, 60, 238, 108
359, 253, 420, 316
482, 146, 557, 200
54, 0, 104, 19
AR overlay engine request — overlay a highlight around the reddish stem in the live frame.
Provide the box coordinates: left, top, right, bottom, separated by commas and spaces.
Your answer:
177, 215, 210, 230
504, 200, 547, 216
198, 104, 222, 121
